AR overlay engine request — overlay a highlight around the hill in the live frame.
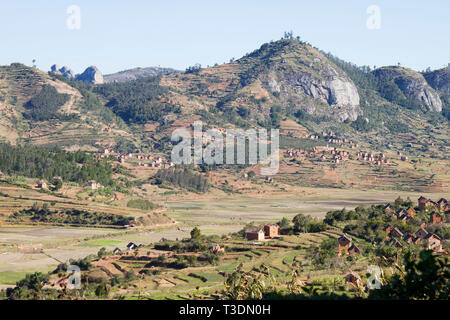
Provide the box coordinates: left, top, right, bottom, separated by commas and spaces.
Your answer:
104, 67, 181, 83
0, 63, 138, 151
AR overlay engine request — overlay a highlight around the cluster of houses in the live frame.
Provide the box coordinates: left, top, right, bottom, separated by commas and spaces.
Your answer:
245, 224, 280, 241
308, 132, 359, 148
383, 197, 449, 252
137, 157, 174, 169
384, 225, 443, 251
98, 148, 175, 169
356, 151, 389, 165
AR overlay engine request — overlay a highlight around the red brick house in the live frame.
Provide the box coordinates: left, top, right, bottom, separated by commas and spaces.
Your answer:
390, 227, 404, 239
406, 207, 416, 218
264, 224, 280, 238
430, 212, 443, 224
417, 221, 427, 228
337, 234, 352, 255
246, 228, 265, 241
418, 196, 438, 211
424, 234, 442, 252
344, 272, 361, 287
415, 228, 429, 239
384, 224, 394, 235
348, 244, 360, 256
403, 234, 415, 243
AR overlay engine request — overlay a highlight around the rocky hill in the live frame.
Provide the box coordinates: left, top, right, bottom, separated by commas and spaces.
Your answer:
104, 67, 180, 83
372, 66, 442, 112
0, 63, 135, 150
75, 66, 104, 84
424, 67, 450, 95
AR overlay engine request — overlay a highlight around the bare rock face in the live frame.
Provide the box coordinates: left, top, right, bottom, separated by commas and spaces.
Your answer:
75, 66, 104, 84
259, 46, 361, 122
373, 67, 442, 113
50, 64, 74, 79
424, 67, 450, 95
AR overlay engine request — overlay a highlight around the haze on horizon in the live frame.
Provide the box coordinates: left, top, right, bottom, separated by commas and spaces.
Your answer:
0, 0, 448, 75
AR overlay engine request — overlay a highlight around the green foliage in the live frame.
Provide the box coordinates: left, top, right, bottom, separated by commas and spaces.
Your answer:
94, 76, 179, 123
6, 272, 49, 299
185, 63, 202, 74
190, 227, 202, 240
95, 282, 110, 297
9, 204, 134, 226
0, 143, 115, 186
293, 213, 327, 233
24, 85, 70, 121
154, 167, 210, 193
126, 199, 158, 211
369, 250, 450, 299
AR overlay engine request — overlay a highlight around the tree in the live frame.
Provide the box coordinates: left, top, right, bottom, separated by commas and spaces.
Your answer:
369, 250, 450, 299
190, 227, 201, 240
277, 217, 290, 228
292, 213, 312, 233
52, 178, 63, 191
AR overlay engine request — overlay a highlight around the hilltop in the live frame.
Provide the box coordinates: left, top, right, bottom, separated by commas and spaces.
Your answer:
104, 67, 181, 83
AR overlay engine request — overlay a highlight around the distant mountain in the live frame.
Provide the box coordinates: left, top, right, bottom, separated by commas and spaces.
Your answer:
104, 67, 181, 83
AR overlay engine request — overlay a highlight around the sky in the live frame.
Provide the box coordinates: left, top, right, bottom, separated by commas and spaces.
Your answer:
0, 0, 448, 75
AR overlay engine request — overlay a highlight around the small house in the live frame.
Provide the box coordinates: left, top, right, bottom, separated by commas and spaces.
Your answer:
406, 207, 416, 218
113, 248, 122, 255
415, 228, 429, 239
344, 272, 361, 287
390, 227, 403, 239
338, 234, 352, 255
210, 244, 225, 254
424, 234, 442, 252
348, 244, 360, 256
403, 234, 415, 243
264, 224, 280, 238
430, 212, 443, 224
418, 196, 438, 211
246, 228, 265, 241
86, 180, 102, 190
126, 242, 137, 250
37, 179, 48, 189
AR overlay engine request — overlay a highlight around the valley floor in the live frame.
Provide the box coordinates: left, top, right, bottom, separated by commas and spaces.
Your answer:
1, 186, 448, 287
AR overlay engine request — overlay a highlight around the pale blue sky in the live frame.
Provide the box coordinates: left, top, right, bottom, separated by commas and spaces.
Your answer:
0, 0, 448, 74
